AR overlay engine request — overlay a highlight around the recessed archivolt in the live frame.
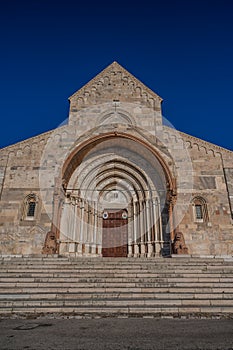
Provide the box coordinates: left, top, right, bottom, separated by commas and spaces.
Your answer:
69, 158, 156, 202
95, 165, 152, 193
66, 152, 166, 219
67, 159, 162, 214
71, 155, 153, 189
81, 167, 153, 203
68, 142, 166, 192
68, 150, 165, 202
62, 133, 175, 193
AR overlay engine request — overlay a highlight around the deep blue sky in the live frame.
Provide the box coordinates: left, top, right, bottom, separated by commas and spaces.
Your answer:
0, 0, 233, 150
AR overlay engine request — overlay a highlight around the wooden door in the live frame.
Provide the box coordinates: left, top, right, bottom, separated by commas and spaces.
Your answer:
102, 209, 128, 257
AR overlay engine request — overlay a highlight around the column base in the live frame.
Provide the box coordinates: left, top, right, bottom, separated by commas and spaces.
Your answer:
128, 243, 133, 257
140, 243, 146, 257
134, 244, 140, 257
68, 243, 76, 253
147, 242, 154, 257
97, 246, 102, 256
155, 242, 162, 255
91, 244, 97, 255
77, 243, 83, 256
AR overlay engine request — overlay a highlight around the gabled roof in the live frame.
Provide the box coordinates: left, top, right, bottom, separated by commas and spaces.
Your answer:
69, 61, 163, 103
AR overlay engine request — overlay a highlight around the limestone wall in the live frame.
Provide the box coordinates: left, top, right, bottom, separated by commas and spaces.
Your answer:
0, 132, 53, 254
0, 61, 232, 256
0, 120, 233, 256
170, 129, 233, 256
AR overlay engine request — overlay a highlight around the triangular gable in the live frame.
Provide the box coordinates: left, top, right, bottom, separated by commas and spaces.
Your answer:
69, 61, 162, 110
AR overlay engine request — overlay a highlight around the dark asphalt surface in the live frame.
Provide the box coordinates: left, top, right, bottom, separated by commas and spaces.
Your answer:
0, 317, 233, 350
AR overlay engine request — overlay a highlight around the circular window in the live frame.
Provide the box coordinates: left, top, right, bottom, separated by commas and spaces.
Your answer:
103, 212, 108, 219
122, 211, 128, 219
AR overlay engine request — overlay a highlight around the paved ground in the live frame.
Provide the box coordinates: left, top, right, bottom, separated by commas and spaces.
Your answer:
0, 317, 233, 350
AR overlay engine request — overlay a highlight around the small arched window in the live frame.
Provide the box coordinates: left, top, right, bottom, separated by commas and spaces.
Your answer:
23, 194, 38, 221
27, 200, 36, 217
195, 204, 203, 220
192, 196, 208, 223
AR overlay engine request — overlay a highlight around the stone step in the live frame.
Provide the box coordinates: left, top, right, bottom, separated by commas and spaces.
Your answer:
1, 258, 230, 265
1, 261, 232, 267
6, 264, 226, 268
1, 261, 230, 268
0, 281, 232, 291
1, 258, 232, 264
2, 265, 233, 271
1, 270, 233, 278
1, 286, 233, 293
1, 305, 233, 317
0, 292, 233, 300
0, 256, 227, 261
1, 259, 225, 264
2, 298, 233, 308
0, 271, 233, 282
0, 263, 199, 268
1, 276, 233, 283
1, 256, 233, 317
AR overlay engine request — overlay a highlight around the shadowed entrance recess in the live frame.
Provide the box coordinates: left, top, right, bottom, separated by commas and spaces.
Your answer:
58, 134, 174, 257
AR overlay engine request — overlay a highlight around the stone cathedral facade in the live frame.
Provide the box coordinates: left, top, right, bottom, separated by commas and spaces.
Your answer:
0, 62, 233, 257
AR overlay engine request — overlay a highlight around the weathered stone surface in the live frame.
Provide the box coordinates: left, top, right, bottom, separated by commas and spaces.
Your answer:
0, 62, 232, 256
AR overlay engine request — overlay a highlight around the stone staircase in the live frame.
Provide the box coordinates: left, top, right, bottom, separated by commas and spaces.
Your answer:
0, 255, 233, 318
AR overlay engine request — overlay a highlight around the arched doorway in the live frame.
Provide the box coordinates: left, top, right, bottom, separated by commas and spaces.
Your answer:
57, 133, 176, 257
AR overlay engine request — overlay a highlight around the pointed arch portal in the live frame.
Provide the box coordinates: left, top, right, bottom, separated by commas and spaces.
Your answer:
57, 133, 176, 257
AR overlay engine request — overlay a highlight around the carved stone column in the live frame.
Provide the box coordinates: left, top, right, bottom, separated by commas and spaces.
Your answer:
146, 199, 153, 257
84, 200, 89, 255
97, 209, 102, 256
68, 197, 76, 254
153, 198, 161, 256
91, 201, 97, 255
77, 198, 84, 255
169, 192, 177, 243
57, 197, 70, 254
128, 204, 133, 257
45, 176, 64, 255
140, 201, 146, 257
133, 201, 139, 257
76, 197, 81, 254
